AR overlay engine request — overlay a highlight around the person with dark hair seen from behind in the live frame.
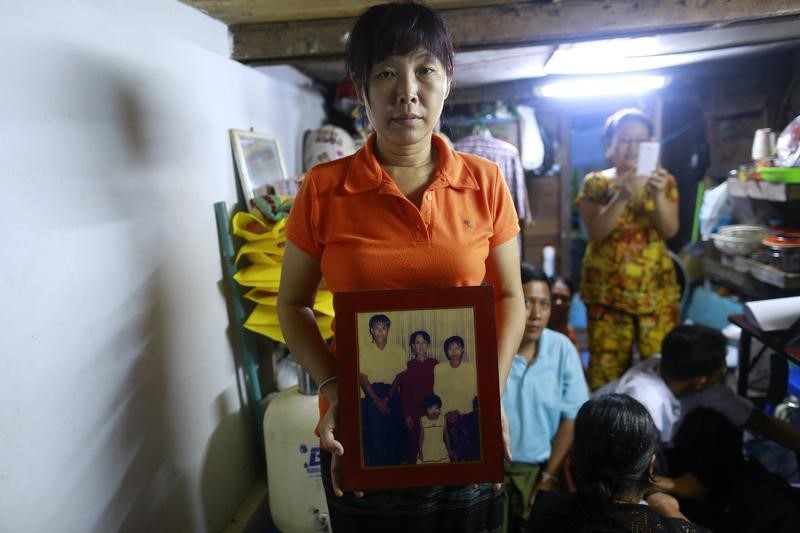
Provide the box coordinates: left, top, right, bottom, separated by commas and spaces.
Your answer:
546, 275, 579, 349
276, 2, 526, 532
577, 108, 680, 390
502, 262, 589, 533
605, 323, 800, 532
528, 393, 711, 533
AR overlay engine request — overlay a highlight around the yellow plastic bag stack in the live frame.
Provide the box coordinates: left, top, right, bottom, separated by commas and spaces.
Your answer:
231, 204, 334, 343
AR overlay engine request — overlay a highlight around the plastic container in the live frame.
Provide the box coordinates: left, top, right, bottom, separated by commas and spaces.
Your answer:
542, 244, 556, 278
763, 235, 800, 273
264, 367, 330, 532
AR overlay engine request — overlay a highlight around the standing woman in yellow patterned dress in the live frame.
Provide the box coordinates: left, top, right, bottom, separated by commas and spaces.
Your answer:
577, 108, 680, 390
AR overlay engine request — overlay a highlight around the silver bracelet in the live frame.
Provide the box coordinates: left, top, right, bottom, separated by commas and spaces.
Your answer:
540, 470, 560, 484
317, 375, 338, 393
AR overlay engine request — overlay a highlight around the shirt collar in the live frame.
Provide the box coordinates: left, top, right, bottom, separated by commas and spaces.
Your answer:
343, 133, 479, 193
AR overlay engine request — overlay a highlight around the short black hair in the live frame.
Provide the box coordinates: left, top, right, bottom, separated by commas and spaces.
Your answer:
571, 394, 658, 506
660, 324, 727, 381
422, 394, 442, 410
443, 335, 464, 359
409, 330, 431, 347
603, 108, 654, 147
345, 1, 454, 95
521, 261, 550, 285
369, 314, 391, 329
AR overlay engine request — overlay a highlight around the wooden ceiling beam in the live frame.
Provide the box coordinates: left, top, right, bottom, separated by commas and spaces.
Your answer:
231, 0, 800, 63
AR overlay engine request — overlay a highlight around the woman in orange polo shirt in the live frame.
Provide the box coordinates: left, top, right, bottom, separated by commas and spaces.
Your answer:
277, 3, 525, 532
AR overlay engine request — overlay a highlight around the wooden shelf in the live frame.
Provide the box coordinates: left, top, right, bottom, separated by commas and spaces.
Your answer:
702, 256, 797, 299
726, 177, 800, 201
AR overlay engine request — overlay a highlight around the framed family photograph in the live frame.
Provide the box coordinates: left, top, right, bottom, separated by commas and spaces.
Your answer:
334, 285, 503, 491
229, 129, 287, 206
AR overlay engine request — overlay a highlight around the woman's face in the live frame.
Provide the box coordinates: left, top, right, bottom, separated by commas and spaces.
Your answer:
360, 47, 450, 150
412, 334, 429, 359
549, 279, 572, 323
607, 119, 651, 175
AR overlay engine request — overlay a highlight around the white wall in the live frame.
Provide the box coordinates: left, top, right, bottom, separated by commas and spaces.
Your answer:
0, 1, 325, 532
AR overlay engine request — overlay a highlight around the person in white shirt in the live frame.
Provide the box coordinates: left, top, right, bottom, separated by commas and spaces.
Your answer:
602, 323, 800, 532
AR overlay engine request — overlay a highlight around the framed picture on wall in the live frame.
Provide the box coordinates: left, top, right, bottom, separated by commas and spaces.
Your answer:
230, 129, 287, 206
333, 285, 503, 491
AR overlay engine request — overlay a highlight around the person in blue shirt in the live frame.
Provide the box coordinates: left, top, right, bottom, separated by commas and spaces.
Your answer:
501, 262, 590, 533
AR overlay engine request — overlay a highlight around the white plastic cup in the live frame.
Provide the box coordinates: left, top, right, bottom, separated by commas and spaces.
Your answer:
752, 128, 776, 161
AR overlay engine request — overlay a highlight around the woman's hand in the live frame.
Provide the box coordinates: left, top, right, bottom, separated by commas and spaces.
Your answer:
647, 167, 670, 197
616, 172, 646, 202
501, 403, 512, 463
646, 167, 679, 238
489, 404, 513, 492
405, 416, 414, 430
320, 401, 364, 498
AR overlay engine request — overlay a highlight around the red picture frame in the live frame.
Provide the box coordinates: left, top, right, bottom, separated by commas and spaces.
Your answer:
334, 285, 503, 491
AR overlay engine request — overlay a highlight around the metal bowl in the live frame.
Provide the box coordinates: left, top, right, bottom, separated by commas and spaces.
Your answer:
710, 225, 767, 256
716, 224, 769, 239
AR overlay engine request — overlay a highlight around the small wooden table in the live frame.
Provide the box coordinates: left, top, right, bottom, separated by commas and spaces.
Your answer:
728, 314, 800, 397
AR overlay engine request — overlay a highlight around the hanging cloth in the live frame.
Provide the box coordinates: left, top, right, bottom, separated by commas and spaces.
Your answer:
454, 132, 529, 222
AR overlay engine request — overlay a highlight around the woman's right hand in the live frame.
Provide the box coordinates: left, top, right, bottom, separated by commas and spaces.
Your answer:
320, 400, 364, 498
616, 172, 645, 202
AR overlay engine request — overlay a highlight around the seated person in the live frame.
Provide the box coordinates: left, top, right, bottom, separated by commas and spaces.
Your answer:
501, 263, 590, 533
603, 323, 800, 532
528, 393, 710, 532
546, 275, 579, 349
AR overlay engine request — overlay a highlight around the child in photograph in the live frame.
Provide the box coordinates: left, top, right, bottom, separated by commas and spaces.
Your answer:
418, 394, 451, 464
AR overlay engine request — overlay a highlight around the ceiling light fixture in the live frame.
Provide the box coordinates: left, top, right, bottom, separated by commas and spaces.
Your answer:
545, 37, 663, 74
537, 75, 667, 98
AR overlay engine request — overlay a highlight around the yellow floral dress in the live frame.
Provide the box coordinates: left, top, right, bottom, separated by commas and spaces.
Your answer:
577, 171, 680, 388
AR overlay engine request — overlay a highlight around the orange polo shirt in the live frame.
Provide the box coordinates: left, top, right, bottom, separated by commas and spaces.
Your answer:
286, 132, 520, 419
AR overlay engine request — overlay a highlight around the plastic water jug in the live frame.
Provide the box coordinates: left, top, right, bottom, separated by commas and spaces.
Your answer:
264, 367, 330, 532
542, 244, 556, 278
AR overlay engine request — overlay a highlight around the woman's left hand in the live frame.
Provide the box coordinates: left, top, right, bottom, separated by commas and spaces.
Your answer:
320, 401, 364, 498
647, 167, 670, 196
501, 402, 512, 463
489, 404, 513, 492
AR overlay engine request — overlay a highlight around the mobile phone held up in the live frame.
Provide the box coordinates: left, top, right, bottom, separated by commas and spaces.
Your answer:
637, 141, 660, 176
